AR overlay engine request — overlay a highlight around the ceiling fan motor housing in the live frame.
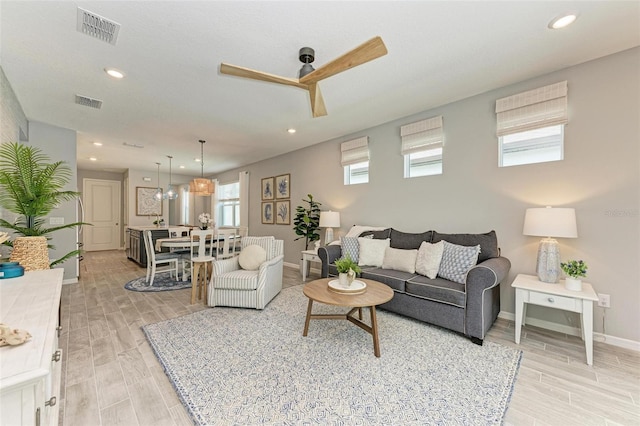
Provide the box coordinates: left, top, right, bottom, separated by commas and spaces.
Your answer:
299, 47, 315, 64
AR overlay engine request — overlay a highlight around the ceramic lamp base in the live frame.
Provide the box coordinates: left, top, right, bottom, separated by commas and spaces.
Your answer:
324, 228, 334, 245
536, 238, 561, 283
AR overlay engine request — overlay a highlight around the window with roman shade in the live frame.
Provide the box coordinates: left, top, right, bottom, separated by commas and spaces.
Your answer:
496, 81, 568, 167
341, 136, 369, 185
401, 116, 443, 178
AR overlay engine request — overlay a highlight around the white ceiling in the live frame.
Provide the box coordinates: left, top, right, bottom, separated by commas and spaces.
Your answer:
1, 1, 638, 176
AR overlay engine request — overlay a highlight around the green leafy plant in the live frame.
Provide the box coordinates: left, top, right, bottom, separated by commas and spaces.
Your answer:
560, 260, 588, 278
0, 142, 86, 267
334, 255, 362, 275
293, 193, 321, 250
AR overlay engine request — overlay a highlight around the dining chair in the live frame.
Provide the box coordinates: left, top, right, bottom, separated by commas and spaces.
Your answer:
234, 226, 248, 255
216, 228, 238, 260
189, 228, 216, 304
143, 230, 180, 286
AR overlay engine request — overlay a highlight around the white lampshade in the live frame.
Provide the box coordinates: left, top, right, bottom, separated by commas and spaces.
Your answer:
319, 211, 341, 228
523, 207, 577, 238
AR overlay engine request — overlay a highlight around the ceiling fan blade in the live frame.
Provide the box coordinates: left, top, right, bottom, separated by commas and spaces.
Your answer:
308, 83, 327, 118
299, 36, 388, 84
220, 63, 307, 89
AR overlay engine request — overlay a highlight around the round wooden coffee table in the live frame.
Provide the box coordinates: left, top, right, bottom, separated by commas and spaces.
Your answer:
302, 278, 394, 357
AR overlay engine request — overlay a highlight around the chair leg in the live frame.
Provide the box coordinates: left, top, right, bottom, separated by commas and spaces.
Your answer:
149, 264, 156, 286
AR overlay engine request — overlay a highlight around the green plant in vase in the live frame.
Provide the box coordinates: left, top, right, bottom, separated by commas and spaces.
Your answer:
560, 259, 587, 291
334, 254, 362, 287
293, 194, 321, 250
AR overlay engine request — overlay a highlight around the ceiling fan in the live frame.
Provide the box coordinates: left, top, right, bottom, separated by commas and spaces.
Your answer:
219, 36, 387, 118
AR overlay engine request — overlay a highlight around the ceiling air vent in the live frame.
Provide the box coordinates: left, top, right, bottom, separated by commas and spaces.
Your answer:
76, 7, 121, 46
75, 95, 103, 110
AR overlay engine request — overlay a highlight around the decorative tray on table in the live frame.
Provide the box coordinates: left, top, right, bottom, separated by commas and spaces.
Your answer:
328, 279, 367, 295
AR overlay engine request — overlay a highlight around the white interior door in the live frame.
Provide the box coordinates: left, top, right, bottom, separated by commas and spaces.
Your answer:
84, 178, 121, 251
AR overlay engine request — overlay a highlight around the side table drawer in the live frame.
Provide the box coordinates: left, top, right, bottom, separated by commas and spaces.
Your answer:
529, 291, 577, 311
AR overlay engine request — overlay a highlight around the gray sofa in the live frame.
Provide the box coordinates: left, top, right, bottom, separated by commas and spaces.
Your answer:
318, 228, 511, 344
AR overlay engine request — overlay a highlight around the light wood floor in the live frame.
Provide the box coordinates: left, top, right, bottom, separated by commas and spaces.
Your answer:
59, 250, 639, 425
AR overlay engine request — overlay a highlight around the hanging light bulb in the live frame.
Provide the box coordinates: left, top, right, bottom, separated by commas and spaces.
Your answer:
165, 155, 178, 200
154, 162, 163, 200
189, 139, 214, 196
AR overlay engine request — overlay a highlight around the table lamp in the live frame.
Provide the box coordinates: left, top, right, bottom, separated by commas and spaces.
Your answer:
523, 206, 577, 283
319, 211, 341, 245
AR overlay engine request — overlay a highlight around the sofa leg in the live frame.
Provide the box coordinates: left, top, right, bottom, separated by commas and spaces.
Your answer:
470, 336, 483, 346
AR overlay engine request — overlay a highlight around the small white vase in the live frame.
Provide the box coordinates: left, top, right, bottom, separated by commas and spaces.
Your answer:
565, 277, 583, 291
338, 273, 349, 287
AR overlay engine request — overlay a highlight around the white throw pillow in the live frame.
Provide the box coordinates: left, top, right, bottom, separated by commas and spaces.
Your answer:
415, 241, 444, 279
238, 245, 267, 271
344, 225, 387, 238
358, 238, 390, 267
382, 247, 418, 273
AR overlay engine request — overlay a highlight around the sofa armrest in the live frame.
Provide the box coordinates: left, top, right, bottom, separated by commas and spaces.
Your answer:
318, 245, 342, 278
465, 256, 511, 340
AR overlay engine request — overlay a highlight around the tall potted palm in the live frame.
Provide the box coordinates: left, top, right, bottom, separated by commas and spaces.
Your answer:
293, 194, 321, 250
0, 142, 85, 267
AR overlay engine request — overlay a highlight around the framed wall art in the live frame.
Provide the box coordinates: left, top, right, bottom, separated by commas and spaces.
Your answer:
275, 173, 290, 199
136, 187, 162, 216
261, 177, 274, 200
261, 202, 274, 224
275, 200, 290, 225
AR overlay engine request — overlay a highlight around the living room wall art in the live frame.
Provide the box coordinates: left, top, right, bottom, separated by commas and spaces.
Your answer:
261, 177, 274, 200
276, 200, 290, 225
275, 174, 290, 199
136, 186, 162, 216
261, 202, 274, 224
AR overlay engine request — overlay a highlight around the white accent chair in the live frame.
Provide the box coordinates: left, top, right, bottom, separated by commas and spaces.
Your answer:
208, 236, 283, 309
143, 230, 180, 286
189, 229, 216, 304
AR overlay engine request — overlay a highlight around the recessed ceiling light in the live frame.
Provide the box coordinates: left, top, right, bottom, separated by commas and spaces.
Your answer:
93, 142, 102, 146
195, 158, 201, 162
179, 165, 185, 169
104, 68, 125, 79
287, 128, 296, 134
548, 13, 578, 29
89, 157, 97, 161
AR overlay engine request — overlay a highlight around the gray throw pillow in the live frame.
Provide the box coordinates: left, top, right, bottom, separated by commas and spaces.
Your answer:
340, 235, 372, 263
438, 241, 481, 284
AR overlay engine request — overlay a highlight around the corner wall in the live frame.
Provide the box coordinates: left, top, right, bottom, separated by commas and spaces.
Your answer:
215, 48, 640, 343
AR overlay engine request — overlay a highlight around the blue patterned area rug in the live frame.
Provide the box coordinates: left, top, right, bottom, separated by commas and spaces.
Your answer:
124, 275, 191, 292
143, 285, 521, 425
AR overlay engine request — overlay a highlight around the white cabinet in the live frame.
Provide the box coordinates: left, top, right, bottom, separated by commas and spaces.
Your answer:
1, 269, 64, 426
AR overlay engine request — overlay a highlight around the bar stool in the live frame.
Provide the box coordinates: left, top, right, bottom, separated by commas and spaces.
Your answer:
189, 229, 216, 304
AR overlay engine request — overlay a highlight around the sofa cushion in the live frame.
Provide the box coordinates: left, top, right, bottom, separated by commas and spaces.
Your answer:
361, 268, 413, 293
415, 241, 444, 279
358, 237, 390, 267
340, 235, 372, 263
431, 230, 499, 262
405, 275, 466, 308
359, 228, 392, 240
390, 229, 433, 250
382, 247, 418, 273
438, 241, 481, 284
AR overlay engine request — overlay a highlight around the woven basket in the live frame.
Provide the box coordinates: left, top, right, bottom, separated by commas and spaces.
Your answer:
10, 237, 50, 271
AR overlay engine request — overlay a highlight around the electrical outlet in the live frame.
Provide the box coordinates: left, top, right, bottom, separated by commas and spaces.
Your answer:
597, 293, 611, 308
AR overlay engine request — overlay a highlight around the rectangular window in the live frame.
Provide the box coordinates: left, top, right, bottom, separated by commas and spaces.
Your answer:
404, 148, 443, 177
499, 125, 564, 167
344, 161, 369, 185
401, 116, 444, 178
217, 182, 240, 226
496, 81, 568, 167
341, 136, 369, 186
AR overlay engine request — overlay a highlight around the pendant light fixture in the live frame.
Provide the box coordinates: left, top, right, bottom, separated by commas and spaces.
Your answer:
189, 139, 214, 196
153, 162, 163, 200
164, 155, 178, 200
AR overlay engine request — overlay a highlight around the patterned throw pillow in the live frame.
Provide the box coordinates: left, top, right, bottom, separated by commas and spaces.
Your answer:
340, 235, 372, 263
438, 241, 481, 284
415, 241, 444, 279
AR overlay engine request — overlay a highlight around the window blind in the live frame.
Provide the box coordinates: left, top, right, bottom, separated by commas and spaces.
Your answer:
400, 116, 443, 155
496, 81, 568, 137
341, 136, 369, 167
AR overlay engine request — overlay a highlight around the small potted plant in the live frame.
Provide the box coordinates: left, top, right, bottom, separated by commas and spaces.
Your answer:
333, 255, 362, 287
560, 259, 587, 291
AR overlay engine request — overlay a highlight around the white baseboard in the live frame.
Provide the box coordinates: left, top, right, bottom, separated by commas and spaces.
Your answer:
284, 261, 321, 276
498, 311, 640, 352
63, 277, 78, 285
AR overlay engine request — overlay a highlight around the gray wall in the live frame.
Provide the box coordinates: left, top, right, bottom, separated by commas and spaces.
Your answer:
215, 48, 639, 343
0, 67, 28, 143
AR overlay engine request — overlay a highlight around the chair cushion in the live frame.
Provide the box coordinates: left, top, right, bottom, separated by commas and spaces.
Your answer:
238, 245, 267, 271
214, 270, 259, 290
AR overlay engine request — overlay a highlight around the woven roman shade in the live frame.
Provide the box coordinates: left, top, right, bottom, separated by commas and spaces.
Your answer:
400, 116, 443, 155
495, 81, 568, 137
340, 136, 369, 167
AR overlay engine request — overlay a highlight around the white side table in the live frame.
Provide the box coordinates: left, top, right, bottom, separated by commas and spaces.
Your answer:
511, 273, 599, 365
301, 249, 321, 281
